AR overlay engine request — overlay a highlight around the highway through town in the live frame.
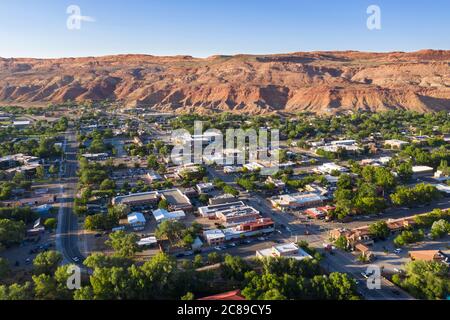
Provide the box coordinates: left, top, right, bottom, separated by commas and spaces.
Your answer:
55, 130, 85, 267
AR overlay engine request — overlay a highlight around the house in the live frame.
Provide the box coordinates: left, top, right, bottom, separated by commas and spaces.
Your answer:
409, 250, 448, 263
355, 243, 374, 260
203, 229, 226, 246
256, 243, 312, 261
384, 139, 409, 149
198, 290, 246, 301
152, 208, 186, 223
137, 236, 157, 247
127, 212, 146, 230
412, 166, 434, 178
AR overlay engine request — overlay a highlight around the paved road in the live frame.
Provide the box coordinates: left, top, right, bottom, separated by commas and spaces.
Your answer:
55, 130, 84, 267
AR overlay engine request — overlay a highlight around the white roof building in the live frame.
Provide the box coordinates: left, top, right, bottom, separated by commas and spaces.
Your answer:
256, 243, 312, 261
315, 163, 348, 174
137, 236, 157, 247
127, 212, 146, 226
152, 208, 186, 223
203, 229, 226, 244
244, 162, 265, 171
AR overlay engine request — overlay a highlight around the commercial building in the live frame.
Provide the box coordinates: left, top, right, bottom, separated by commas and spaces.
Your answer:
1, 194, 56, 208
256, 243, 312, 261
203, 218, 275, 245
304, 206, 335, 219
223, 218, 275, 240
113, 191, 160, 207
112, 188, 193, 212
198, 201, 260, 224
203, 229, 226, 246
270, 193, 326, 211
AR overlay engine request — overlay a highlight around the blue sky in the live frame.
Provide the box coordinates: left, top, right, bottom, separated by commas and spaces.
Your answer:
0, 0, 449, 58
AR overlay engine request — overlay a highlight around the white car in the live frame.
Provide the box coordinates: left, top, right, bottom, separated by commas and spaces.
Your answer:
394, 248, 402, 254
72, 257, 80, 263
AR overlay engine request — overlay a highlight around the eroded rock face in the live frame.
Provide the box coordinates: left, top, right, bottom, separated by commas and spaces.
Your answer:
0, 50, 449, 114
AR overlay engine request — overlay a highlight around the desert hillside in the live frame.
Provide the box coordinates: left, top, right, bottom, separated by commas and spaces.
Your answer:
0, 50, 449, 114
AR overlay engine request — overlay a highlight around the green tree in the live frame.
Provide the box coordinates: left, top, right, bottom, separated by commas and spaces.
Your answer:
44, 218, 57, 231
105, 231, 139, 258
430, 219, 450, 239
33, 251, 63, 275
368, 221, 390, 240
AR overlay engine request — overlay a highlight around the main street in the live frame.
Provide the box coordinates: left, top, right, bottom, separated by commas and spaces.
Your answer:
55, 130, 84, 267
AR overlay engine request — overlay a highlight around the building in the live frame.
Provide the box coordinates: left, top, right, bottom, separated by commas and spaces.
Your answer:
159, 189, 193, 212
270, 193, 326, 211
127, 212, 146, 231
223, 218, 275, 240
137, 236, 157, 247
0, 153, 40, 170
198, 290, 246, 301
223, 166, 242, 174
244, 162, 265, 172
113, 191, 160, 207
409, 250, 448, 263
1, 194, 56, 208
384, 139, 409, 149
208, 194, 237, 205
434, 184, 450, 196
203, 229, 226, 246
81, 153, 109, 161
12, 120, 31, 128
330, 139, 357, 146
412, 166, 434, 178
146, 171, 163, 183
196, 182, 215, 194
265, 176, 286, 190
112, 188, 193, 212
152, 208, 186, 223
256, 243, 312, 261
304, 206, 335, 219
315, 163, 348, 174
198, 201, 260, 224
